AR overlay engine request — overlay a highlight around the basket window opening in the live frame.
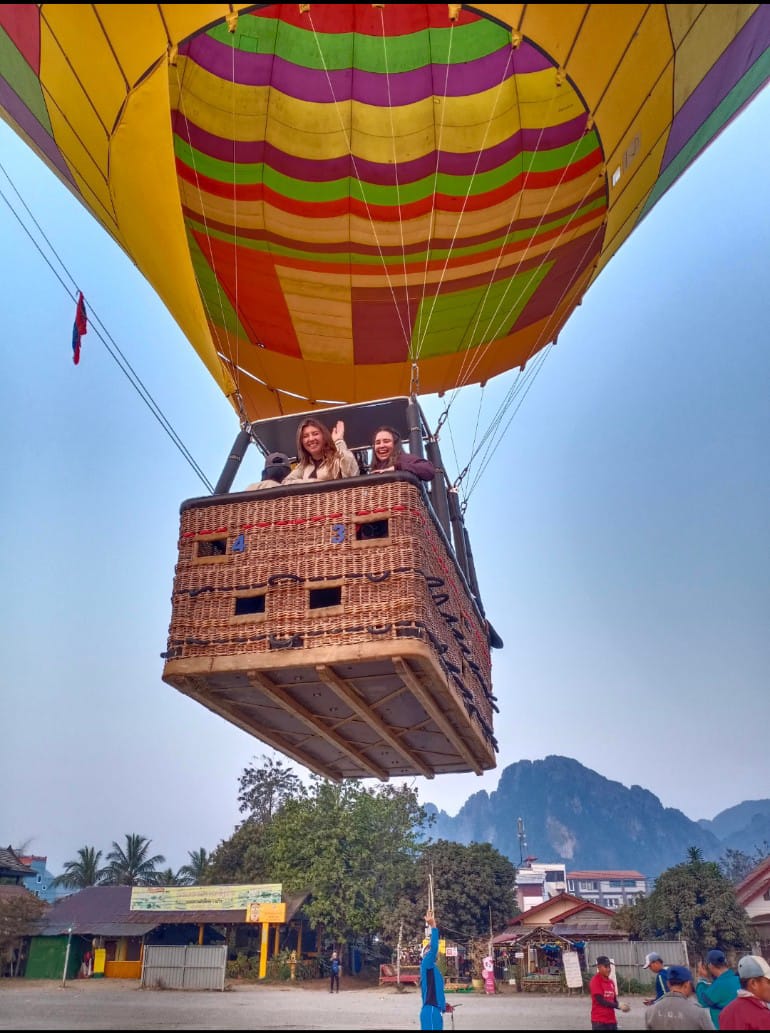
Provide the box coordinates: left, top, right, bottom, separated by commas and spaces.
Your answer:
196, 537, 227, 557
355, 518, 389, 541
309, 586, 342, 609
234, 594, 266, 616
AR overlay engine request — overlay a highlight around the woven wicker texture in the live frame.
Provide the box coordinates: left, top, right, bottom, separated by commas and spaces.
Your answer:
163, 478, 497, 779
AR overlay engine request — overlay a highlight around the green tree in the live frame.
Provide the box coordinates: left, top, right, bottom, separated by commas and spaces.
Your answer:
207, 756, 308, 883
719, 844, 770, 884
237, 754, 307, 824
629, 847, 752, 957
263, 778, 427, 944
178, 847, 211, 885
206, 819, 273, 884
52, 845, 107, 888
422, 840, 517, 942
103, 834, 165, 886
154, 867, 187, 886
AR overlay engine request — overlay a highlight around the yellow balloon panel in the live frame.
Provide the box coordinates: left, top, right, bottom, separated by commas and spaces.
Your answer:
0, 3, 767, 420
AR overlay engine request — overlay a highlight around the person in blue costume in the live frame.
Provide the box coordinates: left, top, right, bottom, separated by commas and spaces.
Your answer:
420, 909, 446, 1031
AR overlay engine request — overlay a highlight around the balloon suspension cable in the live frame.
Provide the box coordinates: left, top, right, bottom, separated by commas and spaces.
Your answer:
410, 362, 420, 398
434, 406, 450, 437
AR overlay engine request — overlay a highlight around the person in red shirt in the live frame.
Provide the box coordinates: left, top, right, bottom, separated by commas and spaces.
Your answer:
720, 955, 770, 1030
590, 956, 631, 1030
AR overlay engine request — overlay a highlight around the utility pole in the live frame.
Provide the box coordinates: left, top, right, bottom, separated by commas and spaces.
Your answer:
517, 817, 527, 866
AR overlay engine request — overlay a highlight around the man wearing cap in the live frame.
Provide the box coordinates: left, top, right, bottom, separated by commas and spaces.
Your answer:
643, 952, 670, 1006
246, 452, 292, 490
590, 956, 631, 1030
644, 964, 714, 1030
720, 955, 770, 1030
695, 949, 740, 1029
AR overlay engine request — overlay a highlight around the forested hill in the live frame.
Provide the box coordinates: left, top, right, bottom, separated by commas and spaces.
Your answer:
424, 756, 770, 879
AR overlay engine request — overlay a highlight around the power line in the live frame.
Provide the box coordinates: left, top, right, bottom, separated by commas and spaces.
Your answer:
0, 160, 216, 494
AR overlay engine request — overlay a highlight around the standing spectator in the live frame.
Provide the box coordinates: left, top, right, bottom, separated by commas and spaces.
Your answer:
590, 956, 631, 1031
643, 952, 670, 1006
644, 964, 714, 1030
420, 909, 446, 1030
329, 950, 340, 994
720, 955, 770, 1030
695, 949, 740, 1029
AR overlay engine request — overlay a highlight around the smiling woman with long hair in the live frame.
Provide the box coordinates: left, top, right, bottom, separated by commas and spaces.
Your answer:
369, 425, 436, 481
284, 417, 359, 481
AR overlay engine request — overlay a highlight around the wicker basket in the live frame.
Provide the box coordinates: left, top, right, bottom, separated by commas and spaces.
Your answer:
162, 474, 497, 780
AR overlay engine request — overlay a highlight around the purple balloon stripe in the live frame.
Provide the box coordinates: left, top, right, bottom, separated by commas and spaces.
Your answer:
180, 36, 550, 105
174, 112, 589, 186
0, 79, 76, 188
662, 4, 770, 167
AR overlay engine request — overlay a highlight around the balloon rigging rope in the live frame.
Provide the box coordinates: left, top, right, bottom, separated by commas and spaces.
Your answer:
306, 12, 412, 350
229, 30, 243, 415
442, 105, 608, 499
170, 51, 256, 427
413, 18, 455, 362
0, 163, 215, 493
433, 54, 565, 494
412, 40, 516, 365
377, 8, 412, 357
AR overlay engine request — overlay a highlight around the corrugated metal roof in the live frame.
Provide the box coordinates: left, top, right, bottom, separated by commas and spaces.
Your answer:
0, 845, 35, 877
551, 922, 627, 938
33, 884, 312, 936
0, 883, 40, 902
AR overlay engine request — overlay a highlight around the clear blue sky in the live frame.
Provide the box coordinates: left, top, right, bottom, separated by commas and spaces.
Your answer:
2, 87, 768, 877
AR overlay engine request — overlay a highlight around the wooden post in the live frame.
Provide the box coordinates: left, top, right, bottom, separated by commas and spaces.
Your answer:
259, 922, 270, 979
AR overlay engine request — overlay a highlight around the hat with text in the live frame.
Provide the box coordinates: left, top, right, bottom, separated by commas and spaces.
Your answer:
643, 952, 663, 968
666, 965, 693, 985
738, 955, 770, 980
706, 949, 727, 967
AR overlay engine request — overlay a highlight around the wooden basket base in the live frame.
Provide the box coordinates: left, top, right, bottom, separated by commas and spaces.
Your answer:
163, 638, 496, 781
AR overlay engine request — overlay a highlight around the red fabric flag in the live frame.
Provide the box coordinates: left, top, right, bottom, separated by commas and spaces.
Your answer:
72, 291, 87, 365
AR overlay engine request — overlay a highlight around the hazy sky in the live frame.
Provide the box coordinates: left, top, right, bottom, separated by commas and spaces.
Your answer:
2, 86, 768, 878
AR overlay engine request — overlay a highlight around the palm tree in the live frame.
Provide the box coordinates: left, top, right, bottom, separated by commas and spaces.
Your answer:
103, 834, 165, 886
153, 867, 187, 886
52, 845, 107, 888
178, 847, 210, 885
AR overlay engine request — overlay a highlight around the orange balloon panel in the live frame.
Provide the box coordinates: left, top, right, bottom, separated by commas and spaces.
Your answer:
1, 4, 768, 419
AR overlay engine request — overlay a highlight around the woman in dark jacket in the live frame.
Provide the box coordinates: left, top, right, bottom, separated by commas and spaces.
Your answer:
369, 425, 436, 481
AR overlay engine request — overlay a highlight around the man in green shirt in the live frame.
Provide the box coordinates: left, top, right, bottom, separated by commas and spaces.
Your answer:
695, 949, 740, 1029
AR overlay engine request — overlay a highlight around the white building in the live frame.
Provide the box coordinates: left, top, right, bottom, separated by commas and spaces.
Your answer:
515, 861, 567, 912
566, 870, 647, 909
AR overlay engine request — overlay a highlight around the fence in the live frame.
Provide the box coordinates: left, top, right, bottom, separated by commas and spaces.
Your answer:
584, 940, 689, 986
141, 944, 228, 991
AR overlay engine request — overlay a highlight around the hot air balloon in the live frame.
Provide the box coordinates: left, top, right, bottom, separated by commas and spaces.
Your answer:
1, 4, 769, 781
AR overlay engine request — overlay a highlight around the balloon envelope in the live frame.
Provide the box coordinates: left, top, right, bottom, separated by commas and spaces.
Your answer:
1, 4, 768, 420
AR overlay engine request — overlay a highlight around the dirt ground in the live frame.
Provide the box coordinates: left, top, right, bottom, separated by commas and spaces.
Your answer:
0, 978, 650, 1030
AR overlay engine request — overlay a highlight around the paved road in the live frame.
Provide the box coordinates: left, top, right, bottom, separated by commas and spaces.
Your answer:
0, 980, 649, 1030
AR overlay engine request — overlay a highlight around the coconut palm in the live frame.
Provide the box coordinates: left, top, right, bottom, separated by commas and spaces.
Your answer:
52, 845, 107, 888
103, 833, 165, 886
178, 847, 210, 885
153, 867, 188, 886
